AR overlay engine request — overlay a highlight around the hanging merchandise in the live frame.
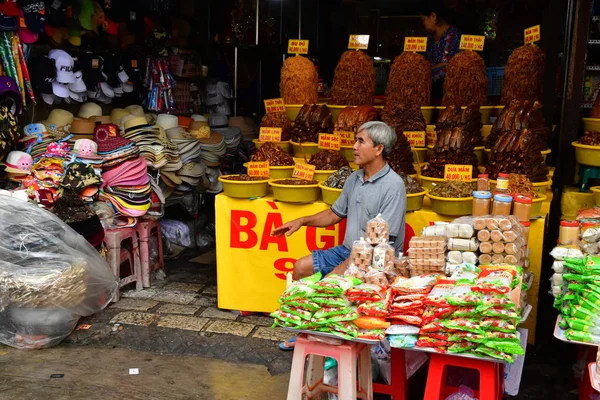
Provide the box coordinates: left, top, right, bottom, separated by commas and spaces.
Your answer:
144, 58, 176, 112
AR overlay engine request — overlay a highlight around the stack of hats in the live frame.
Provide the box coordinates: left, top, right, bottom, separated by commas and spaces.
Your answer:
41, 108, 74, 139
198, 132, 226, 167
188, 120, 211, 140
208, 114, 241, 155
121, 116, 168, 170
78, 102, 103, 119
175, 162, 206, 192
3, 151, 33, 183
166, 126, 202, 164
20, 123, 54, 160
94, 123, 139, 168
99, 157, 151, 218
22, 156, 65, 206
69, 119, 96, 145
58, 161, 102, 203
72, 138, 103, 171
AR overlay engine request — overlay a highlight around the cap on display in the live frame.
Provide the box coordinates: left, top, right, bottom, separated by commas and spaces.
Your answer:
49, 49, 75, 83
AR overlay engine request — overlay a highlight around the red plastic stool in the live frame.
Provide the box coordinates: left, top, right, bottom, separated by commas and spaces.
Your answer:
287, 334, 372, 400
136, 218, 164, 288
424, 353, 504, 400
373, 347, 408, 400
103, 227, 142, 302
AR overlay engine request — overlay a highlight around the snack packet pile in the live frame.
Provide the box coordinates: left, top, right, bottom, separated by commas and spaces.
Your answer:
443, 218, 479, 274
387, 274, 439, 327
348, 283, 390, 341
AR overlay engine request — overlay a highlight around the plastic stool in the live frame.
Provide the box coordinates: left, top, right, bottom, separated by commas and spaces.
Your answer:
103, 227, 142, 302
287, 334, 372, 400
373, 347, 408, 400
578, 166, 600, 192
424, 353, 504, 400
137, 218, 164, 288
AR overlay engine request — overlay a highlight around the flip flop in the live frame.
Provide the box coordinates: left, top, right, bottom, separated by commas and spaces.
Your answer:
279, 336, 297, 351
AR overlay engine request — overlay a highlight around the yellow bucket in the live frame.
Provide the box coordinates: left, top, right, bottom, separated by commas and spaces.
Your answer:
582, 118, 600, 132
531, 194, 548, 217
572, 141, 600, 167
426, 193, 474, 216
541, 149, 551, 162
218, 175, 270, 199
418, 174, 477, 192
406, 190, 427, 212
340, 145, 354, 162
243, 163, 294, 179
421, 106, 435, 124
269, 179, 320, 203
314, 170, 336, 182
291, 141, 320, 158
590, 187, 600, 207
284, 104, 304, 121
412, 147, 428, 164
252, 139, 291, 153
474, 146, 485, 165
319, 182, 342, 205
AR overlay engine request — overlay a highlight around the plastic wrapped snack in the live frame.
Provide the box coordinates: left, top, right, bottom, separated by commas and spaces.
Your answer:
447, 238, 479, 252
345, 263, 366, 281
309, 274, 359, 297
358, 301, 389, 317
365, 268, 389, 286
346, 284, 386, 303
372, 240, 395, 269
366, 214, 389, 245
351, 238, 374, 271
444, 222, 475, 239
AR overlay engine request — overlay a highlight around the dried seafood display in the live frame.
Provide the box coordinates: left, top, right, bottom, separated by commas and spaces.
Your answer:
381, 105, 424, 175
323, 167, 353, 189
272, 179, 318, 185
486, 100, 549, 150
250, 142, 294, 166
501, 45, 545, 105
290, 104, 334, 143
385, 52, 432, 107
331, 51, 376, 105
435, 104, 483, 146
334, 106, 380, 132
260, 112, 292, 141
487, 129, 549, 182
399, 172, 424, 194
507, 174, 536, 198
430, 181, 473, 198
308, 150, 349, 170
579, 131, 600, 146
442, 51, 488, 106
280, 55, 318, 104
222, 175, 269, 181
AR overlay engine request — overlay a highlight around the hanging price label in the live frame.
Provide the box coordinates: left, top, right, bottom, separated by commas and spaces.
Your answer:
292, 163, 316, 180
259, 127, 282, 142
426, 128, 437, 147
335, 131, 354, 146
247, 161, 270, 177
348, 35, 370, 50
403, 37, 427, 52
404, 131, 426, 148
444, 164, 473, 181
264, 98, 285, 113
287, 39, 309, 54
524, 25, 540, 45
459, 35, 485, 51
318, 133, 341, 151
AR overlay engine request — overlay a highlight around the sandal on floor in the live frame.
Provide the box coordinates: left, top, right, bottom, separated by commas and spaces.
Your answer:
279, 336, 297, 351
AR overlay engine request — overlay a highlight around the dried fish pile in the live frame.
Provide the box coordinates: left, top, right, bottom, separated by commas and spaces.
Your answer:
323, 166, 353, 189
308, 150, 349, 170
260, 112, 292, 141
385, 52, 432, 107
430, 181, 473, 198
250, 142, 294, 166
280, 55, 318, 104
421, 105, 481, 178
381, 105, 424, 175
331, 51, 376, 105
486, 100, 548, 149
579, 131, 600, 146
442, 51, 488, 106
290, 104, 334, 143
501, 45, 545, 105
334, 106, 380, 132
399, 172, 424, 194
487, 129, 549, 182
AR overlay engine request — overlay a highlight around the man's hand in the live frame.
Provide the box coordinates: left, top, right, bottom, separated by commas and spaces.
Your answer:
272, 218, 303, 237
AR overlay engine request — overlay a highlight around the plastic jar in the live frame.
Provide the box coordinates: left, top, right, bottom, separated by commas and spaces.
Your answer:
559, 220, 580, 245
520, 221, 530, 245
512, 195, 533, 222
477, 174, 490, 191
472, 191, 492, 216
492, 194, 513, 215
495, 173, 510, 193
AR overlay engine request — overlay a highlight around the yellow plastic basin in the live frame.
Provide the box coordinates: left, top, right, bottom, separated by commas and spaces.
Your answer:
319, 182, 342, 205
573, 141, 600, 167
412, 147, 428, 164
582, 118, 600, 132
340, 145, 354, 162
269, 179, 320, 203
426, 193, 474, 216
314, 170, 336, 182
531, 194, 548, 217
474, 146, 485, 165
218, 175, 270, 199
481, 125, 492, 141
418, 174, 477, 192
252, 139, 291, 153
407, 190, 427, 212
243, 163, 294, 179
591, 187, 600, 207
291, 141, 320, 158
284, 104, 304, 121
421, 106, 435, 124
541, 149, 551, 162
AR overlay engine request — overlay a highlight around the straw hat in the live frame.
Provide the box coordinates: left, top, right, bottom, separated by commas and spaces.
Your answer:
156, 114, 178, 131
70, 119, 96, 140
78, 102, 103, 119
89, 115, 112, 125
110, 108, 131, 125
125, 105, 145, 117
178, 115, 192, 128
42, 108, 74, 135
191, 114, 208, 122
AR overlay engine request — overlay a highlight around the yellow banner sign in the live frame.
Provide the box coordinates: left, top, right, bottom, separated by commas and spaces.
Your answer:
264, 98, 285, 113
288, 39, 309, 54
259, 127, 282, 142
247, 161, 270, 177
318, 133, 341, 151
292, 163, 316, 180
405, 131, 426, 147
404, 37, 427, 52
426, 128, 437, 147
336, 130, 354, 146
459, 35, 485, 51
348, 35, 369, 50
524, 25, 541, 45
444, 164, 473, 181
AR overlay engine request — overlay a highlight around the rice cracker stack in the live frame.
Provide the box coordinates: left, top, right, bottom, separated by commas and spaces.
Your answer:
280, 56, 318, 105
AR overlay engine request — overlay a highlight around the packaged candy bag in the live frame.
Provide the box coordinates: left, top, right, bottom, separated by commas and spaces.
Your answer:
345, 263, 366, 281
346, 284, 385, 303
416, 336, 449, 348
442, 318, 485, 335
366, 213, 389, 245
475, 345, 514, 363
313, 297, 349, 308
419, 332, 449, 341
278, 272, 322, 303
422, 307, 455, 324
448, 332, 486, 343
391, 274, 439, 295
485, 340, 524, 355
313, 306, 353, 319
270, 310, 305, 327
358, 301, 389, 317
472, 266, 516, 294
480, 318, 516, 333
351, 237, 374, 271
565, 329, 600, 343
280, 305, 314, 321
309, 274, 359, 297
452, 307, 479, 318
354, 316, 391, 330
284, 299, 321, 312
486, 332, 520, 342
447, 283, 482, 307
330, 321, 359, 338
477, 294, 515, 311
448, 341, 478, 353
372, 239, 395, 269
424, 280, 456, 306
387, 315, 423, 326
358, 329, 386, 341
482, 308, 519, 321
420, 322, 446, 333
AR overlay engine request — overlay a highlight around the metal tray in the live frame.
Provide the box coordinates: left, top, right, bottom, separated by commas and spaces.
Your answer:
283, 327, 381, 345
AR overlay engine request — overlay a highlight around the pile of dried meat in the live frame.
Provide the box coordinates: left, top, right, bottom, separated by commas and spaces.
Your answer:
381, 105, 425, 175
442, 51, 488, 106
501, 45, 545, 105
385, 52, 431, 107
487, 129, 549, 182
260, 112, 292, 141
290, 104, 334, 143
308, 150, 349, 170
579, 131, 600, 146
280, 56, 318, 104
486, 100, 548, 149
331, 51, 376, 105
250, 142, 294, 166
334, 106, 380, 132
421, 105, 482, 178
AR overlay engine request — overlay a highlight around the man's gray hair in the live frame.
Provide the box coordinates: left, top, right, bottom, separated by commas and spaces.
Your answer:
358, 121, 397, 159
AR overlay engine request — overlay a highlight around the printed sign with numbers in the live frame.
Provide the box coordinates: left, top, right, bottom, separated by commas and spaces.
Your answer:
404, 37, 427, 52
335, 131, 354, 146
287, 39, 309, 54
348, 35, 370, 50
259, 127, 282, 142
292, 163, 316, 180
404, 131, 426, 148
524, 25, 540, 45
318, 133, 341, 151
264, 98, 285, 113
247, 161, 270, 177
459, 35, 485, 51
444, 164, 473, 181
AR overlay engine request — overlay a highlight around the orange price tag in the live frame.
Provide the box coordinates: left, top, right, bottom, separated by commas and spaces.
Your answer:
403, 37, 427, 52
524, 25, 540, 45
259, 127, 282, 142
318, 133, 341, 151
405, 131, 426, 148
335, 130, 354, 146
459, 35, 485, 51
292, 163, 316, 180
247, 161, 270, 178
348, 35, 369, 50
287, 39, 309, 55
444, 164, 473, 181
426, 128, 437, 147
264, 98, 285, 113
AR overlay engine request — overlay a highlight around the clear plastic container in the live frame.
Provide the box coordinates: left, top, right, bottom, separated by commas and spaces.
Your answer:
472, 190, 492, 216
520, 221, 530, 245
512, 195, 533, 222
559, 220, 580, 245
477, 174, 490, 191
495, 173, 510, 193
492, 194, 513, 215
